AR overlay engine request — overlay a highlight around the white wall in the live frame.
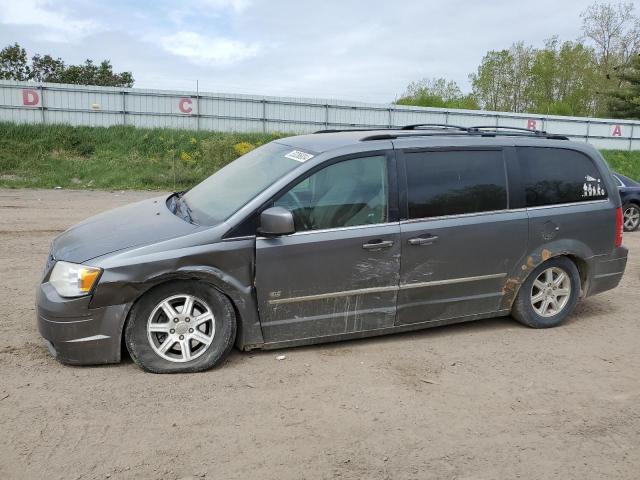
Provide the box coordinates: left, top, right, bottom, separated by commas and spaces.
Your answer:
1, 79, 639, 150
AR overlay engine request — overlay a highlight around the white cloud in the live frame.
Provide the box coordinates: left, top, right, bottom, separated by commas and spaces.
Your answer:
0, 0, 99, 42
199, 0, 251, 13
0, 0, 597, 102
160, 31, 260, 66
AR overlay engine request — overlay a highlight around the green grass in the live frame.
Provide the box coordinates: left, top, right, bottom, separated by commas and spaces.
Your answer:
0, 123, 285, 190
600, 150, 640, 181
0, 123, 639, 190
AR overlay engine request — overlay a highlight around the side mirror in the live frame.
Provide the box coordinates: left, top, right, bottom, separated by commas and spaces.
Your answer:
258, 207, 295, 236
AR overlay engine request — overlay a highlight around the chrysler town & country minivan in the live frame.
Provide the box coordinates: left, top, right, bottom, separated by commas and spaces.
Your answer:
37, 125, 629, 373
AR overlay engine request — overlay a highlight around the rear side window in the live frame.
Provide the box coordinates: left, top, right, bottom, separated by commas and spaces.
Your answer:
518, 147, 608, 207
405, 150, 507, 219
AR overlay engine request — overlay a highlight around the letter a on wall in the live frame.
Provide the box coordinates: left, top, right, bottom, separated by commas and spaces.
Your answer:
22, 89, 40, 106
611, 125, 623, 137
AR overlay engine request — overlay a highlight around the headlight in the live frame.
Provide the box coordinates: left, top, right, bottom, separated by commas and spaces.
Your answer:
49, 261, 102, 298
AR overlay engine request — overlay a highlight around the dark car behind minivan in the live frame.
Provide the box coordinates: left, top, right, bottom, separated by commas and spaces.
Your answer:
613, 172, 640, 232
37, 125, 628, 373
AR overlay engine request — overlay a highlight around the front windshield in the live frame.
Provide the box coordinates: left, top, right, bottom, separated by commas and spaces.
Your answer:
182, 142, 310, 225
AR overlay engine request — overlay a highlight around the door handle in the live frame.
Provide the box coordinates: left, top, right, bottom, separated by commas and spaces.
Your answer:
408, 235, 439, 246
362, 239, 394, 250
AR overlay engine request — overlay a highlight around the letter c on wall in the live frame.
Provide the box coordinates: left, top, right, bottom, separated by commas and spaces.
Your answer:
178, 98, 193, 114
22, 89, 40, 106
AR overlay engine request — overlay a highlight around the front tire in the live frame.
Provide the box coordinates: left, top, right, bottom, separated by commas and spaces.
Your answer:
511, 257, 580, 329
622, 203, 640, 232
125, 281, 236, 373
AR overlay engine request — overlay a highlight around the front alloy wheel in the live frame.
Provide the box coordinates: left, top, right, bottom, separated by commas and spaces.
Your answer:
125, 281, 236, 373
147, 294, 215, 363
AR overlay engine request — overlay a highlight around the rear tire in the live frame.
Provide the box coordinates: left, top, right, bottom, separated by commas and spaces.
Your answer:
622, 203, 640, 232
511, 257, 580, 329
125, 280, 236, 373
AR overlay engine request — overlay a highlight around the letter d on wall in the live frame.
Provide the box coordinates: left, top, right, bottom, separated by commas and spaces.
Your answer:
22, 89, 40, 106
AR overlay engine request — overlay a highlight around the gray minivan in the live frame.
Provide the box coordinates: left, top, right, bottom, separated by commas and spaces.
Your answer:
37, 125, 629, 373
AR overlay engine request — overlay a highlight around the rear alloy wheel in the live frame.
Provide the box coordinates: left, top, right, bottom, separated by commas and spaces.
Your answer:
529, 267, 571, 318
622, 203, 640, 232
511, 257, 580, 329
125, 281, 236, 373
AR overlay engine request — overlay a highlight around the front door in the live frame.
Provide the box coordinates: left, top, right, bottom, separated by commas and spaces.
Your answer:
396, 148, 528, 325
255, 153, 401, 343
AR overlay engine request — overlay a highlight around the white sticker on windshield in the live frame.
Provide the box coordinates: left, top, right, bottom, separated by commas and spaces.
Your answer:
285, 150, 314, 162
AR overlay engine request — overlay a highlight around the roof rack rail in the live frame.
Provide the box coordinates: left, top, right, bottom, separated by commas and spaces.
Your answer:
468, 125, 569, 140
360, 130, 570, 142
314, 128, 388, 134
468, 125, 547, 135
401, 123, 469, 131
359, 131, 471, 141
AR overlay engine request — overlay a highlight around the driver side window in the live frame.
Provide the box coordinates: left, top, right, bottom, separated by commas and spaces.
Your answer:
274, 155, 388, 232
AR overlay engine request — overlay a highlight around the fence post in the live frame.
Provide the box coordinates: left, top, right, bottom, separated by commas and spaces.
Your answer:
262, 99, 267, 133
495, 114, 499, 127
445, 111, 449, 125
121, 90, 126, 125
39, 85, 45, 124
629, 124, 635, 151
196, 94, 200, 132
585, 120, 590, 144
324, 104, 329, 129
388, 107, 393, 128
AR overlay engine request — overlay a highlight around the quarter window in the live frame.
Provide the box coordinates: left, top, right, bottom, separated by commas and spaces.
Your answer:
274, 155, 388, 232
405, 150, 508, 219
518, 147, 608, 207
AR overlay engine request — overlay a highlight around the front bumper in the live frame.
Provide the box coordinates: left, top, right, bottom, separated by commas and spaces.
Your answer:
586, 246, 629, 297
36, 282, 129, 365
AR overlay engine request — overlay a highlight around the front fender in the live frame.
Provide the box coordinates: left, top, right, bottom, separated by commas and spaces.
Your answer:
89, 238, 264, 349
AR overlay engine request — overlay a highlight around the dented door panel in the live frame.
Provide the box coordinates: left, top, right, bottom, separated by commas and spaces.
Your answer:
255, 224, 401, 343
396, 210, 529, 325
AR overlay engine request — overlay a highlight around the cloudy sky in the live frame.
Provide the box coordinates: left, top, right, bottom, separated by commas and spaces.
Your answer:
0, 0, 628, 102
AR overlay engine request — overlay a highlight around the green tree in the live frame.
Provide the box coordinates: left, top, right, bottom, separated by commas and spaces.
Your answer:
607, 54, 640, 118
528, 38, 600, 116
0, 43, 30, 81
0, 42, 134, 87
581, 1, 640, 114
581, 1, 640, 78
395, 77, 478, 110
57, 60, 134, 87
30, 54, 65, 83
470, 42, 534, 112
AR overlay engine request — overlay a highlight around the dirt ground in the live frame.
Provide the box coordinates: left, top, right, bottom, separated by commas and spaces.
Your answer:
0, 188, 639, 480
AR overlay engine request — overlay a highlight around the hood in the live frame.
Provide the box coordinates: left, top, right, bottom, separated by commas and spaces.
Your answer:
52, 195, 201, 263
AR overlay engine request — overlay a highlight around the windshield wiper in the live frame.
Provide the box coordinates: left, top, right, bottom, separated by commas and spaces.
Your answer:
175, 193, 194, 224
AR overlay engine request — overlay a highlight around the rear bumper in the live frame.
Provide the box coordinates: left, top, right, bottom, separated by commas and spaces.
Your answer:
586, 246, 628, 297
36, 283, 129, 365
